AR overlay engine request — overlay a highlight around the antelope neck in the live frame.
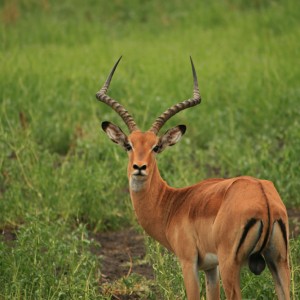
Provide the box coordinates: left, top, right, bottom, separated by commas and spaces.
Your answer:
129, 161, 173, 249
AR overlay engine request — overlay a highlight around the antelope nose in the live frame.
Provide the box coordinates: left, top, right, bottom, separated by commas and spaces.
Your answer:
133, 164, 147, 171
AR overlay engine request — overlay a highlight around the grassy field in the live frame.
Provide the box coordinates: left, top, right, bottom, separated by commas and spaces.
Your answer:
1, 0, 300, 298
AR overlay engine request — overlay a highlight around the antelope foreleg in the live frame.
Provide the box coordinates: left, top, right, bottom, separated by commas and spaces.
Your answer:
180, 259, 200, 300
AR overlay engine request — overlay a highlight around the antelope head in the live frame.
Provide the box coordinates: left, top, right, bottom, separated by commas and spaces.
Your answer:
96, 57, 201, 192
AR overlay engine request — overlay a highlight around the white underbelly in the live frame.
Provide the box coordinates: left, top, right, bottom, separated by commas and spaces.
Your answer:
199, 253, 219, 270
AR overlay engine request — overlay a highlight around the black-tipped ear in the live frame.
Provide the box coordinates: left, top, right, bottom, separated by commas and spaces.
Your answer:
101, 121, 110, 131
156, 125, 187, 153
178, 125, 186, 135
101, 121, 129, 149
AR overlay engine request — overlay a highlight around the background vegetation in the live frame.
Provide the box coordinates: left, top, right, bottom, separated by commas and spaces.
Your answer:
0, 0, 299, 298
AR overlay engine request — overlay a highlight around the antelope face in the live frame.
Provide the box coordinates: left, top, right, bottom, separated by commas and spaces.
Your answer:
102, 122, 186, 192
127, 131, 158, 180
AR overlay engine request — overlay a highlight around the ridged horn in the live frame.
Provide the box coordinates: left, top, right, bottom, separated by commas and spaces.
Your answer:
96, 56, 138, 132
149, 57, 201, 134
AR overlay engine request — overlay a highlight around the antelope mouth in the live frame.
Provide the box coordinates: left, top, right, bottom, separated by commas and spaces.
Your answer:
132, 171, 147, 178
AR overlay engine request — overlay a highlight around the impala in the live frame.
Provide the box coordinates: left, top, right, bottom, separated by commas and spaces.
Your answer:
96, 57, 290, 300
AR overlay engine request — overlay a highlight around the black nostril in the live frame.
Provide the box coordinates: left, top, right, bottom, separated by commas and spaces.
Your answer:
133, 164, 147, 171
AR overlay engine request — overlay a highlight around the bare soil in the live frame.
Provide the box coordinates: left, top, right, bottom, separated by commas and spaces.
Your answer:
94, 227, 154, 283
287, 208, 300, 238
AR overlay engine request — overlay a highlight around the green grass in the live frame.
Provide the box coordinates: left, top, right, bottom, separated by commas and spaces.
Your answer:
1, 0, 300, 298
0, 214, 101, 299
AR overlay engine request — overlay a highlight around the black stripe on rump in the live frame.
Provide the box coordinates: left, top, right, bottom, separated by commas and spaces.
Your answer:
236, 218, 261, 257
277, 219, 288, 252
258, 183, 271, 253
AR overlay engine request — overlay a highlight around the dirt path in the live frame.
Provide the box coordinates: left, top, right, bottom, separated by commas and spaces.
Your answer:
94, 228, 154, 283
287, 208, 300, 238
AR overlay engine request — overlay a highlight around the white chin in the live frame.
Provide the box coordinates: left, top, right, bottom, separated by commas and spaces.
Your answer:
130, 176, 147, 192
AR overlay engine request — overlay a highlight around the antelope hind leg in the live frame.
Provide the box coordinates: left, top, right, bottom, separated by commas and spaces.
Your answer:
204, 267, 220, 300
264, 220, 290, 300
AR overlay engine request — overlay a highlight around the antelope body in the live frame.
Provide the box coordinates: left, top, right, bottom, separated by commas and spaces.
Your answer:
96, 57, 290, 299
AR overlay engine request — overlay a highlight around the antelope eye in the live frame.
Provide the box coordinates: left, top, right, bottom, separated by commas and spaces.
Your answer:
153, 145, 160, 153
125, 144, 132, 151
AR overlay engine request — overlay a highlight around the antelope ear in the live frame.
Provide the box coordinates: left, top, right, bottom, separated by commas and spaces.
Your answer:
156, 125, 186, 153
101, 121, 129, 150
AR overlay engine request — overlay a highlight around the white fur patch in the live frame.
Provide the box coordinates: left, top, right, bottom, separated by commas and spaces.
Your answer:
200, 253, 219, 270
130, 177, 146, 192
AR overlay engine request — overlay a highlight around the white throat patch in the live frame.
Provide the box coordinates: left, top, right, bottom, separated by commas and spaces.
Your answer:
130, 176, 147, 192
